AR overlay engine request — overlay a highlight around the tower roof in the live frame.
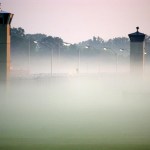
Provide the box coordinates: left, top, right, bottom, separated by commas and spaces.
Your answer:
0, 4, 14, 25
0, 10, 11, 14
128, 27, 145, 42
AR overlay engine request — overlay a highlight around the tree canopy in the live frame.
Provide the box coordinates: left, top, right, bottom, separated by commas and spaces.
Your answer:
11, 27, 150, 58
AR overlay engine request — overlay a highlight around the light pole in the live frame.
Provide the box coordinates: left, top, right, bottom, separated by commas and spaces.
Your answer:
51, 48, 53, 77
104, 48, 124, 72
78, 48, 80, 74
58, 43, 60, 73
34, 41, 53, 77
28, 38, 31, 73
144, 48, 150, 73
58, 42, 72, 74
77, 45, 89, 74
63, 43, 88, 75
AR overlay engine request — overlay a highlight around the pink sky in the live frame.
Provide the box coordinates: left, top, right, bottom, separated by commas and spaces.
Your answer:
1, 0, 150, 43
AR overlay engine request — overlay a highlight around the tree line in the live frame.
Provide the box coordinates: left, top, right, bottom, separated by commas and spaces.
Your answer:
11, 27, 150, 58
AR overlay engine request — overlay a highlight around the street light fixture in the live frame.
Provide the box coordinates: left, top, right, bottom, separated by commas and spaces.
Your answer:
103, 47, 107, 51
120, 48, 124, 52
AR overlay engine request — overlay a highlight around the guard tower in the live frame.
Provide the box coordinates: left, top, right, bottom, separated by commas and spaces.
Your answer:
128, 27, 146, 76
0, 4, 13, 82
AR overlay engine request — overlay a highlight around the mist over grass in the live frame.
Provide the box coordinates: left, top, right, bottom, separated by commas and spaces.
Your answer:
1, 50, 150, 150
0, 74, 150, 149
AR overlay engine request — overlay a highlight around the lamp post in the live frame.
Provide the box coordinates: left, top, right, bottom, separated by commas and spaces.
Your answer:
144, 47, 150, 71
77, 45, 89, 74
62, 43, 89, 75
34, 41, 53, 77
51, 48, 53, 77
58, 43, 60, 73
28, 38, 31, 73
103, 47, 124, 72
78, 48, 80, 74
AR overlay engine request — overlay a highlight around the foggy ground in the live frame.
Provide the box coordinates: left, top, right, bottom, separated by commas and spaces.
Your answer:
0, 75, 150, 150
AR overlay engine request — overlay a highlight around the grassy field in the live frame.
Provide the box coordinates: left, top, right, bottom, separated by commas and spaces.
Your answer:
0, 77, 150, 149
1, 141, 150, 150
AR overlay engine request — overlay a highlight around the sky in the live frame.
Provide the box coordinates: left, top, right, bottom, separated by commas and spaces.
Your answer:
1, 0, 150, 43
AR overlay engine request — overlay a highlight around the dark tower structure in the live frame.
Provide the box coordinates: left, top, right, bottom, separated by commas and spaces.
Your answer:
0, 4, 13, 82
128, 27, 146, 76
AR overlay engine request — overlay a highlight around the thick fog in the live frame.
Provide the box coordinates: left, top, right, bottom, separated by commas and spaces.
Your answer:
1, 51, 150, 149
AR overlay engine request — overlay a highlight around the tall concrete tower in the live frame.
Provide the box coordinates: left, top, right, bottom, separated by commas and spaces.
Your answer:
0, 4, 13, 82
128, 27, 146, 76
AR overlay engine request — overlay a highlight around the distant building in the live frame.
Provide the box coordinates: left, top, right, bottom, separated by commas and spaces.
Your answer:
0, 5, 13, 82
128, 27, 145, 77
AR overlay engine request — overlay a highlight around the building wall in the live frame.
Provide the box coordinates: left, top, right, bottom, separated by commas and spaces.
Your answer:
0, 25, 11, 81
130, 42, 144, 75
